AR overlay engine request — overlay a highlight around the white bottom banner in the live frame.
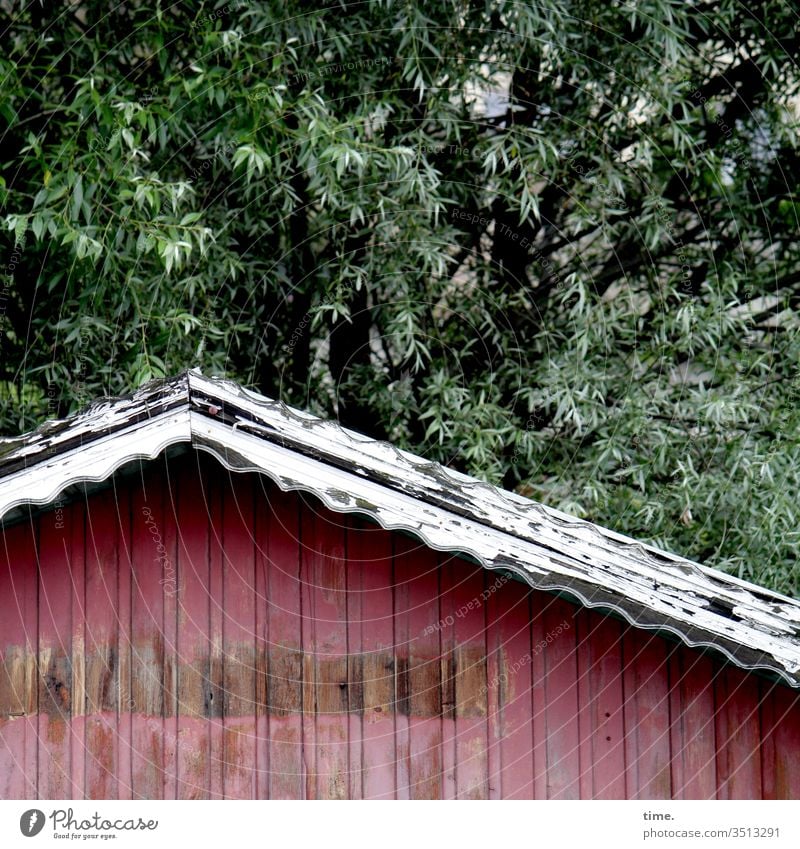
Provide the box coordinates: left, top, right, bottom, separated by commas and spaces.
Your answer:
1, 800, 797, 848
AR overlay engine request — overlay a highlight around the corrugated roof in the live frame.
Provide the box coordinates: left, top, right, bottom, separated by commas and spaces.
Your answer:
1, 369, 799, 686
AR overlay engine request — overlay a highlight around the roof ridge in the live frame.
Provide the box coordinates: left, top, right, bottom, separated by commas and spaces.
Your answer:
0, 370, 797, 685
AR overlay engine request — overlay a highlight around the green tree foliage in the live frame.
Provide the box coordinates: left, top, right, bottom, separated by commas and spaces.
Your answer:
1, 1, 799, 594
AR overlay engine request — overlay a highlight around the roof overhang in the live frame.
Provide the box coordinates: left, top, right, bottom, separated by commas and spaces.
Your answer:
1, 370, 799, 687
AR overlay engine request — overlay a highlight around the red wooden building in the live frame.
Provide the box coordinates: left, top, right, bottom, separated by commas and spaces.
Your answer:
1, 371, 798, 800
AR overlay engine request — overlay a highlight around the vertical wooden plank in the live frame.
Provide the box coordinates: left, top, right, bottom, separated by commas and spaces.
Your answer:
542, 595, 580, 799
303, 498, 349, 800
253, 479, 269, 798
490, 574, 535, 799
130, 480, 165, 799
392, 534, 410, 800
175, 461, 210, 799
396, 535, 442, 799
344, 519, 363, 800
116, 487, 133, 800
69, 499, 86, 798
758, 678, 777, 801
668, 647, 717, 799
265, 488, 303, 799
161, 462, 180, 800
530, 591, 547, 799
439, 554, 457, 800
84, 491, 121, 800
354, 519, 395, 800
37, 501, 75, 799
451, 558, 489, 799
484, 572, 502, 800
576, 611, 593, 800
0, 518, 37, 798
623, 630, 672, 799
770, 683, 800, 799
579, 611, 625, 799
715, 664, 763, 799
299, 502, 316, 799
207, 478, 224, 800
220, 473, 257, 799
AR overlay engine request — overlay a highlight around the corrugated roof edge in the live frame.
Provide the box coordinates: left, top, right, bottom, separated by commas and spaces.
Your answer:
1, 369, 799, 687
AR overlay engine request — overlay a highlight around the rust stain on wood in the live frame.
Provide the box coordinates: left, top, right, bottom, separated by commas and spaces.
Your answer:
46, 717, 66, 745
86, 719, 116, 798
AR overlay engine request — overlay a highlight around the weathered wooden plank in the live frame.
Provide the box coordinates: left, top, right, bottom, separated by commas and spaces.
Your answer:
0, 549, 28, 720
715, 664, 763, 799
451, 559, 489, 799
577, 611, 625, 799
116, 488, 133, 800
344, 517, 363, 800
220, 472, 257, 799
265, 487, 303, 799
253, 478, 269, 798
207, 479, 224, 799
176, 462, 211, 799
576, 611, 593, 801
623, 630, 672, 799
70, 495, 86, 798
392, 534, 411, 800
353, 519, 395, 800
130, 480, 165, 799
758, 678, 778, 801
160, 463, 179, 800
484, 573, 502, 800
37, 500, 78, 799
84, 489, 121, 800
530, 590, 547, 799
668, 648, 716, 799
0, 517, 37, 798
491, 574, 535, 799
543, 595, 580, 799
298, 499, 318, 801
303, 499, 349, 800
439, 553, 458, 799
397, 534, 442, 799
770, 683, 800, 798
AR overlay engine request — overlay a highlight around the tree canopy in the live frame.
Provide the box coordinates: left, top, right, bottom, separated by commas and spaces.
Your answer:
2, 1, 799, 594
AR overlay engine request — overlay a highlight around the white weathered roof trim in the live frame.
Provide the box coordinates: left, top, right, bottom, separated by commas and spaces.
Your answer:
1, 370, 799, 686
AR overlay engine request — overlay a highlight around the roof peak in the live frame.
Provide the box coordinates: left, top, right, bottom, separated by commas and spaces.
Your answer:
1, 371, 799, 686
